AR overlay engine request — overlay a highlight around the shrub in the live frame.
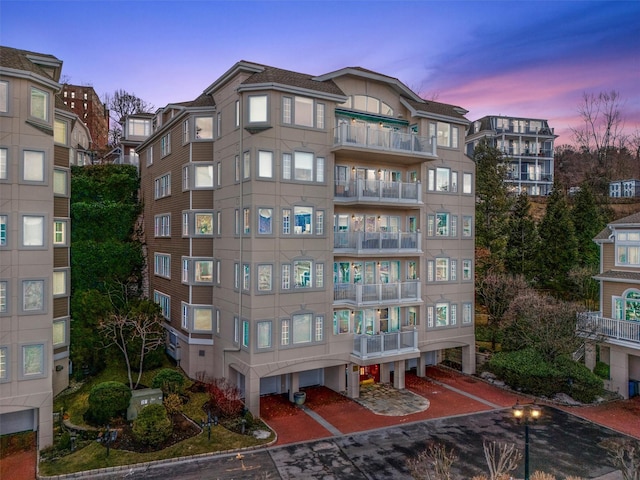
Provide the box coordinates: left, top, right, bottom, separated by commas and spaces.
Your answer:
207, 378, 244, 419
152, 368, 186, 395
131, 404, 172, 447
593, 361, 610, 380
85, 381, 131, 426
555, 355, 603, 403
163, 393, 183, 416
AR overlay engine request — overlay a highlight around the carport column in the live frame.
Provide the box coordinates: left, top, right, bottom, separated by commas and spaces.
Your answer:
610, 348, 630, 399
380, 362, 391, 383
461, 344, 476, 375
584, 342, 597, 371
393, 360, 405, 389
346, 363, 360, 399
417, 352, 427, 377
288, 371, 300, 403
245, 370, 261, 417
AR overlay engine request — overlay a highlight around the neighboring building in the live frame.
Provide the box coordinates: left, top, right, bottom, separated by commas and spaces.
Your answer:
138, 61, 476, 416
466, 115, 557, 196
579, 212, 640, 398
609, 179, 640, 198
61, 84, 109, 153
104, 112, 155, 167
0, 46, 84, 449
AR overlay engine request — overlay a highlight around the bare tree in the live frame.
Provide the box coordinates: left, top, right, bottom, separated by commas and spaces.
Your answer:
482, 440, 522, 480
406, 442, 457, 480
103, 89, 154, 146
99, 305, 164, 390
601, 438, 640, 480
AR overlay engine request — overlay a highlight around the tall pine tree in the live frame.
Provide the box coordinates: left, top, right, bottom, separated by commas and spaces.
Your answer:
474, 141, 512, 272
505, 192, 539, 282
571, 183, 606, 268
537, 183, 579, 296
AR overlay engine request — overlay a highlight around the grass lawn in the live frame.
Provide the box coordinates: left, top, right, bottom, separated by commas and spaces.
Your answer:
43, 360, 274, 476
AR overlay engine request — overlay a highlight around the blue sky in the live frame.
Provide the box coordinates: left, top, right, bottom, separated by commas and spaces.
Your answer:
2, 0, 639, 143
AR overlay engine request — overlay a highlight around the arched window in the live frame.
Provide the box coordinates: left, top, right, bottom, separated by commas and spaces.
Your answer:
613, 289, 640, 321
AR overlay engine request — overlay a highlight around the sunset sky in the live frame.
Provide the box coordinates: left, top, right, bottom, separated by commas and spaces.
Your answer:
2, 0, 639, 144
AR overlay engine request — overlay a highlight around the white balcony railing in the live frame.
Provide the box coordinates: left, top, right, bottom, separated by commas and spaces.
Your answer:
334, 179, 422, 204
334, 231, 421, 252
334, 281, 420, 306
334, 124, 436, 157
577, 312, 640, 345
352, 330, 419, 359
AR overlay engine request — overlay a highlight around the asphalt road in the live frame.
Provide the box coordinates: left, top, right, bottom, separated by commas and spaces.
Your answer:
93, 407, 631, 479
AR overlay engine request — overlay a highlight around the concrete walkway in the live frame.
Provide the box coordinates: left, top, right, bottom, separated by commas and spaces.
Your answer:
354, 382, 430, 415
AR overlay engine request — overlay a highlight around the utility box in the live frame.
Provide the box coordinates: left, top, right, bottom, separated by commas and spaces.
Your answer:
127, 388, 163, 421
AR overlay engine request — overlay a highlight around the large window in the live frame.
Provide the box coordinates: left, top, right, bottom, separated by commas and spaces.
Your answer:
463, 173, 473, 194
182, 258, 214, 285
282, 96, 324, 128
184, 163, 214, 190
128, 118, 151, 137
428, 258, 457, 282
154, 173, 171, 199
282, 152, 324, 182
292, 313, 312, 344
258, 208, 273, 234
195, 117, 214, 139
21, 343, 45, 378
52, 269, 68, 297
22, 279, 45, 313
154, 214, 171, 237
22, 215, 45, 247
154, 253, 171, 278
280, 260, 324, 290
427, 303, 456, 328
54, 119, 68, 145
435, 122, 459, 148
427, 213, 457, 237
334, 310, 350, 334
30, 87, 49, 121
613, 289, 640, 322
616, 232, 640, 266
257, 321, 272, 349
248, 95, 268, 123
428, 167, 455, 192
153, 291, 170, 320
23, 150, 45, 183
257, 264, 272, 291
53, 169, 69, 196
257, 151, 273, 179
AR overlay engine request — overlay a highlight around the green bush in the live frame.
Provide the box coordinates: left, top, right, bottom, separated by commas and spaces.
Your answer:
131, 404, 172, 447
487, 348, 603, 403
593, 361, 610, 380
85, 381, 131, 426
151, 369, 186, 395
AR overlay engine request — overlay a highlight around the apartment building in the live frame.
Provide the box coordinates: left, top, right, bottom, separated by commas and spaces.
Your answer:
139, 61, 476, 415
61, 84, 109, 153
578, 212, 640, 398
0, 46, 84, 449
466, 115, 557, 196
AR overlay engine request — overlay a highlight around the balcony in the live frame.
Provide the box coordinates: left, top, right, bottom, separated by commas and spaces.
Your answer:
334, 281, 421, 306
335, 180, 422, 204
352, 330, 419, 359
334, 231, 421, 254
577, 312, 640, 346
333, 124, 436, 163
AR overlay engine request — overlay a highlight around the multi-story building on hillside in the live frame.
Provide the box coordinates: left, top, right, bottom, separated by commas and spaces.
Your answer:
465, 115, 557, 196
61, 84, 109, 153
579, 212, 640, 398
138, 61, 476, 415
0, 46, 85, 449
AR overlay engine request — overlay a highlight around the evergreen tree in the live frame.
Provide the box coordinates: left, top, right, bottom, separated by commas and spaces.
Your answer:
504, 192, 539, 282
537, 183, 579, 295
474, 141, 512, 272
571, 182, 606, 268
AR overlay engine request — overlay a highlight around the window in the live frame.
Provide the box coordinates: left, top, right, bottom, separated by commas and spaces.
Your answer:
0, 215, 6, 247
22, 279, 44, 312
462, 216, 472, 237
22, 215, 44, 247
294, 206, 312, 234
436, 122, 458, 148
436, 258, 449, 282
235, 155, 240, 182
0, 147, 7, 180
195, 213, 213, 236
128, 118, 150, 137
53, 319, 68, 346
0, 346, 7, 382
282, 260, 323, 289
193, 307, 213, 332
153, 291, 170, 320
315, 316, 323, 341
462, 259, 473, 281
436, 303, 450, 326
195, 260, 213, 283
54, 119, 68, 144
616, 232, 640, 266
282, 96, 321, 127
235, 100, 240, 127
53, 270, 67, 296
613, 289, 640, 321
194, 164, 214, 188
154, 253, 171, 278
243, 208, 250, 234
21, 344, 45, 378
161, 133, 171, 157
154, 173, 171, 199
436, 213, 449, 236
0, 281, 7, 314
292, 313, 312, 344
281, 319, 290, 345
242, 321, 249, 348
234, 317, 239, 344
248, 95, 268, 123
258, 208, 272, 234
216, 113, 221, 137
282, 209, 291, 234
23, 150, 45, 182
52, 220, 65, 246
435, 167, 451, 191
30, 87, 49, 121
427, 213, 456, 237
154, 214, 171, 237
146, 146, 153, 166
463, 173, 473, 194
334, 310, 350, 334
281, 264, 291, 290
257, 321, 272, 349
53, 169, 69, 196
257, 264, 272, 291
463, 303, 473, 324
183, 120, 189, 144
428, 258, 456, 282
0, 81, 7, 113
258, 151, 273, 178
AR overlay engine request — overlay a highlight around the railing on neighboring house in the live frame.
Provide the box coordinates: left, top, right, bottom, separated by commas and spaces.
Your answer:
352, 330, 419, 359
577, 312, 640, 345
334, 231, 421, 253
334, 124, 436, 157
334, 281, 420, 306
334, 179, 422, 204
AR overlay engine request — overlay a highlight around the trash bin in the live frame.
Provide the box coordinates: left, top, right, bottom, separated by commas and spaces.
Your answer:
630, 380, 639, 398
293, 391, 306, 405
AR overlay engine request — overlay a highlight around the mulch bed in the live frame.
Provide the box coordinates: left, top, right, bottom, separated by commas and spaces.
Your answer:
108, 413, 200, 453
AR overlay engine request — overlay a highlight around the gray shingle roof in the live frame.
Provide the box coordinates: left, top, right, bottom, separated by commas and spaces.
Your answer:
241, 64, 344, 96
595, 211, 640, 240
0, 46, 60, 80
404, 98, 469, 121
594, 270, 640, 282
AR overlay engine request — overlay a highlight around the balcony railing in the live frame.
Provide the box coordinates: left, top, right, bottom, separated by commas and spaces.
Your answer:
334, 124, 436, 157
335, 180, 422, 204
577, 312, 640, 345
334, 231, 421, 253
352, 330, 419, 359
334, 281, 420, 306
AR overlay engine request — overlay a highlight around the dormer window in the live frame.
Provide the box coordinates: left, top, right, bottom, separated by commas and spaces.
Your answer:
127, 118, 151, 137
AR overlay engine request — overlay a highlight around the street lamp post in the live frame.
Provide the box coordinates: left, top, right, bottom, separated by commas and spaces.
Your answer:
512, 401, 541, 480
